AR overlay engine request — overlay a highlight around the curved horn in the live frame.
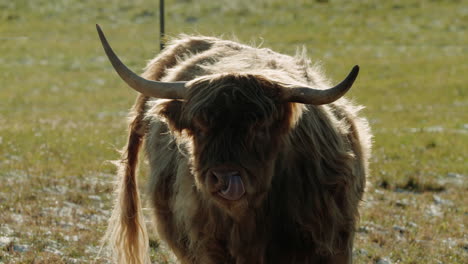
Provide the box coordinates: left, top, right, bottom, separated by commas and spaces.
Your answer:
96, 24, 186, 99
284, 65, 359, 105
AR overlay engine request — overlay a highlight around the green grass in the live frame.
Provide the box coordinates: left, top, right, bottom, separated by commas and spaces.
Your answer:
1, 0, 466, 263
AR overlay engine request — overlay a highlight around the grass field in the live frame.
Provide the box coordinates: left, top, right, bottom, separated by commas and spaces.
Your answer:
0, 0, 466, 263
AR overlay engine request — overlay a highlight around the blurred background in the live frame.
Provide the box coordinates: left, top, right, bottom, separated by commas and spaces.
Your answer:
0, 0, 466, 263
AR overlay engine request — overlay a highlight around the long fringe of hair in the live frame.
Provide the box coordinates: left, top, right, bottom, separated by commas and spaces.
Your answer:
103, 94, 151, 264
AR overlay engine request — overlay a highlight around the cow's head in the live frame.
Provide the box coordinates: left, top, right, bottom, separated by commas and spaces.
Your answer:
97, 25, 359, 219
157, 74, 301, 217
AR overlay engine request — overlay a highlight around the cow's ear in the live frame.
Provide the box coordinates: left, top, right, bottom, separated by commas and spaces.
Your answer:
157, 100, 187, 132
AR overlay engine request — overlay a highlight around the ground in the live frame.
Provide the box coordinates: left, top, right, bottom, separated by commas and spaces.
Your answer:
0, 0, 466, 263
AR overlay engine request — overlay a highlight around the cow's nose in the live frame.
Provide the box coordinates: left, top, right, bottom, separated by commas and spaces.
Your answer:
207, 169, 245, 200
207, 169, 239, 192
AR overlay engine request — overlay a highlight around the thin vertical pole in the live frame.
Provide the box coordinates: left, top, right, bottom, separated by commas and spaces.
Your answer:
160, 0, 165, 50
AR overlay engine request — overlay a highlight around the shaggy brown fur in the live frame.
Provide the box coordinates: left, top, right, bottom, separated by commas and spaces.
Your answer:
105, 35, 372, 264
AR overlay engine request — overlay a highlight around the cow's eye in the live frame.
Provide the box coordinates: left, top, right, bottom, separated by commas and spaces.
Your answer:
256, 127, 269, 139
257, 130, 266, 138
192, 125, 209, 138
195, 128, 207, 138
192, 119, 209, 138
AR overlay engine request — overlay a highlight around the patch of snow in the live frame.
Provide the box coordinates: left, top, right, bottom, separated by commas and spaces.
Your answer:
0, 236, 13, 247
13, 244, 30, 253
442, 238, 457, 249
426, 204, 443, 217
376, 257, 392, 264
353, 248, 368, 256
11, 213, 24, 224
0, 225, 14, 236
64, 235, 79, 242
88, 195, 102, 201
393, 225, 406, 234
44, 246, 63, 255
447, 172, 464, 178
433, 195, 454, 206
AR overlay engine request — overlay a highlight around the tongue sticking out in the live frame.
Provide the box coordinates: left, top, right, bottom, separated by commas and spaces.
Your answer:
218, 175, 245, 201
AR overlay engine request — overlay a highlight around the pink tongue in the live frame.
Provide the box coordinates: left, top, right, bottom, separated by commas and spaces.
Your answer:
219, 175, 245, 201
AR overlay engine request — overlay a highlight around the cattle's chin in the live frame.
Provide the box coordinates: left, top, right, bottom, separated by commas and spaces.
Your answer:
211, 192, 250, 221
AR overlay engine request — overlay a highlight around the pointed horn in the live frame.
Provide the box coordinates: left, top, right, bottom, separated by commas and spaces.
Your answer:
96, 24, 186, 99
284, 65, 359, 105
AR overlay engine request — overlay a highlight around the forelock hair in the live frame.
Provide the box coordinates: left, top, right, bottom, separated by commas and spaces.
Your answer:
185, 74, 281, 123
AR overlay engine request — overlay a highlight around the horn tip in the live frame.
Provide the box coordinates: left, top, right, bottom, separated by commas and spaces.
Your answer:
352, 65, 360, 73
96, 24, 103, 34
349, 65, 360, 82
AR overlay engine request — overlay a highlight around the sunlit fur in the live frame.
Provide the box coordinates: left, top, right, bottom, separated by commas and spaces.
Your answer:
104, 35, 372, 263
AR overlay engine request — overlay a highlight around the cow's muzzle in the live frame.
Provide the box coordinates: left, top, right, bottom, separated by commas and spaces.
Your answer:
207, 168, 245, 201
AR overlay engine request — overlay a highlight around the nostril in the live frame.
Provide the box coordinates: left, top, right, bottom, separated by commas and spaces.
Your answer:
220, 181, 229, 192
211, 172, 220, 185
206, 170, 223, 192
